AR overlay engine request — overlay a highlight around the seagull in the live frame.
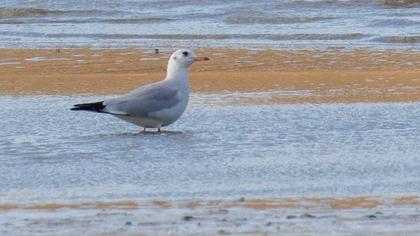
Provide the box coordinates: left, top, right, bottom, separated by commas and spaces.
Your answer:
71, 49, 209, 132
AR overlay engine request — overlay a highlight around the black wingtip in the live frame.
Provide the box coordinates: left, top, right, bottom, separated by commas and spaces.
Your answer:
70, 106, 87, 111
71, 101, 105, 112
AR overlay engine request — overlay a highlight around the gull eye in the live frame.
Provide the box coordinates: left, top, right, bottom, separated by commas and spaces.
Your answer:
182, 51, 189, 57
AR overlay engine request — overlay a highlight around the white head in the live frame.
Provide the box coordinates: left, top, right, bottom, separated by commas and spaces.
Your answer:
166, 49, 209, 78
167, 49, 209, 73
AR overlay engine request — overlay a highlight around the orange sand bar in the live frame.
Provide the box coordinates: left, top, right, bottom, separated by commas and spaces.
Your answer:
0, 48, 419, 103
0, 196, 418, 212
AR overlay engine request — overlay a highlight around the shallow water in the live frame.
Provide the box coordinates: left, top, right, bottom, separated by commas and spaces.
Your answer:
0, 0, 419, 50
0, 95, 419, 204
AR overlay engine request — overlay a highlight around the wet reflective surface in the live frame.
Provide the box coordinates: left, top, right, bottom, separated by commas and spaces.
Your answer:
1, 0, 419, 50
0, 95, 419, 204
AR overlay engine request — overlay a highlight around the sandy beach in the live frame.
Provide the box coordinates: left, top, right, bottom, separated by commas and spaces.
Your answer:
1, 48, 419, 104
1, 196, 419, 235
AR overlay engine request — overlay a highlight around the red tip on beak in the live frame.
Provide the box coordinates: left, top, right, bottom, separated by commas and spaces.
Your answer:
195, 56, 210, 61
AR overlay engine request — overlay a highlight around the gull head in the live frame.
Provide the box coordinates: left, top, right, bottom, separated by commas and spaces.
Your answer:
169, 49, 209, 69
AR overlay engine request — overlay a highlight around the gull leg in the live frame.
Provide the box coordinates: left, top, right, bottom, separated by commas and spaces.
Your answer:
143, 127, 146, 133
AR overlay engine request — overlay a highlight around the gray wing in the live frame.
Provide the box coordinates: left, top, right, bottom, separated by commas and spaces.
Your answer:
103, 81, 179, 117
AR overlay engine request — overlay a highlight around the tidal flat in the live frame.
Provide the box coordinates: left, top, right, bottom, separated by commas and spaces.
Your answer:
0, 95, 419, 235
1, 0, 420, 234
0, 48, 419, 103
1, 46, 420, 235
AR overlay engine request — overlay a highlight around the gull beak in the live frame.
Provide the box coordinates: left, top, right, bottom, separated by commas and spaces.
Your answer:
195, 56, 210, 61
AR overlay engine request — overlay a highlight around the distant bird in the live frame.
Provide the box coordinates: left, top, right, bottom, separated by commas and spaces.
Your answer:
71, 49, 209, 132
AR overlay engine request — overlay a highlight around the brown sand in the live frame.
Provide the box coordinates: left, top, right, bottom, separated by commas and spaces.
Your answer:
0, 196, 416, 211
0, 48, 419, 103
2, 197, 418, 235
394, 196, 420, 205
25, 200, 139, 211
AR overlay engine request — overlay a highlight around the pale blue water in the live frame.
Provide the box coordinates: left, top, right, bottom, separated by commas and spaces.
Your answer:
0, 0, 419, 50
0, 95, 419, 204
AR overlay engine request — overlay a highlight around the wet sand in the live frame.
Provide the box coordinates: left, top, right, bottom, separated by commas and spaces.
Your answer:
0, 48, 419, 103
1, 196, 419, 235
2, 196, 419, 211
1, 49, 419, 235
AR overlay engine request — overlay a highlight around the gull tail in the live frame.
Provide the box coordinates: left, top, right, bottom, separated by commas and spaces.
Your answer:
71, 101, 106, 112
